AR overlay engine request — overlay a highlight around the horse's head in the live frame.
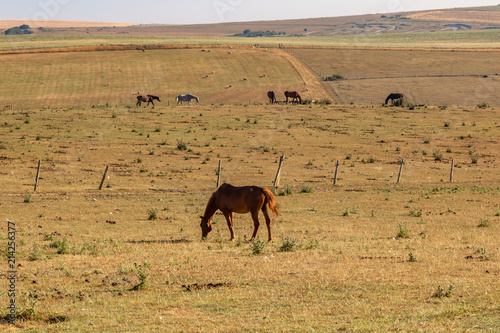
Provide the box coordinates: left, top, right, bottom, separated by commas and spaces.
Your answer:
200, 215, 212, 239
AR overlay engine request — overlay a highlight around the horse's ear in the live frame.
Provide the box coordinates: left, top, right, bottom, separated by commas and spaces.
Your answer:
200, 215, 204, 220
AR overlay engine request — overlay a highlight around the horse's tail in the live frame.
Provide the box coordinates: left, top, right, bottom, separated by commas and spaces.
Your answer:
262, 188, 279, 218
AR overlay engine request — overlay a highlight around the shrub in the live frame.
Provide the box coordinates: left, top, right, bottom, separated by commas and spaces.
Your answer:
324, 74, 344, 81
317, 98, 332, 105
177, 139, 187, 151
478, 218, 489, 228
50, 238, 70, 254
433, 149, 443, 161
131, 262, 150, 290
408, 252, 417, 262
278, 237, 299, 252
147, 208, 159, 220
300, 185, 313, 193
278, 185, 293, 196
433, 284, 454, 298
362, 157, 376, 164
397, 222, 410, 238
250, 238, 266, 255
29, 245, 44, 261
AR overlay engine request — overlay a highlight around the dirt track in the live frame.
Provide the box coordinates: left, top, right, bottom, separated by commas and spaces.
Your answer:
272, 48, 335, 102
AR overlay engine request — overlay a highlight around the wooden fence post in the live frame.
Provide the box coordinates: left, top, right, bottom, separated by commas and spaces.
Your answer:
216, 160, 222, 188
34, 160, 41, 191
99, 165, 109, 190
274, 155, 285, 188
397, 159, 404, 183
333, 160, 340, 185
450, 159, 454, 182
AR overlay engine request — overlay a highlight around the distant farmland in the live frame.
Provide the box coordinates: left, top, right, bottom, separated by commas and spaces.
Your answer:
289, 47, 500, 106
0, 48, 313, 108
1, 28, 500, 52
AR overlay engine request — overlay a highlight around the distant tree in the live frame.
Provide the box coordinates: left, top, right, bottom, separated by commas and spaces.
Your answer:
4, 25, 33, 35
19, 24, 30, 29
243, 29, 251, 34
304, 28, 307, 32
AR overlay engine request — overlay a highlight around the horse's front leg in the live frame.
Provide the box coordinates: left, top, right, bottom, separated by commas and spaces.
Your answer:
222, 211, 235, 241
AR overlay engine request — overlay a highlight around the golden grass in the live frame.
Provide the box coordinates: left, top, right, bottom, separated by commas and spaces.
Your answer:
0, 20, 132, 29
0, 103, 499, 331
0, 48, 313, 108
1, 29, 500, 52
289, 48, 500, 106
406, 10, 500, 24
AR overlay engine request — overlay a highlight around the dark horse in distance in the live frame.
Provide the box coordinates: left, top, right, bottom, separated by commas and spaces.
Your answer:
136, 95, 161, 106
200, 183, 279, 242
267, 91, 276, 104
385, 93, 404, 105
284, 91, 302, 104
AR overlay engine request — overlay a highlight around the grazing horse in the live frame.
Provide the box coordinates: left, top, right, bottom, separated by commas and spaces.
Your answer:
200, 183, 279, 242
176, 94, 200, 105
284, 91, 302, 104
385, 93, 404, 105
267, 91, 276, 104
136, 95, 160, 106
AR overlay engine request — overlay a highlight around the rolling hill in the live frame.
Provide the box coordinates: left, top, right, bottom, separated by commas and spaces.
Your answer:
2, 6, 499, 37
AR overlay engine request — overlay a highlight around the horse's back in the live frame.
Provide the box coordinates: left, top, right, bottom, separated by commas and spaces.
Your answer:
215, 183, 267, 213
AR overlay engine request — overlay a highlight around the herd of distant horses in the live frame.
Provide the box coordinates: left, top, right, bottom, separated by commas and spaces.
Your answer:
267, 91, 302, 104
137, 91, 403, 107
136, 91, 306, 107
136, 94, 200, 106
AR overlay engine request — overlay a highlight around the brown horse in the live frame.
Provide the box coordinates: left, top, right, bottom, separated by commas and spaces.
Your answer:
284, 91, 302, 104
200, 183, 279, 242
267, 91, 276, 104
385, 93, 404, 105
136, 95, 161, 106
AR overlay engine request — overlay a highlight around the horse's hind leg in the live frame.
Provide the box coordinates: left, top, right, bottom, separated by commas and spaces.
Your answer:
261, 205, 272, 242
222, 211, 235, 241
250, 211, 261, 241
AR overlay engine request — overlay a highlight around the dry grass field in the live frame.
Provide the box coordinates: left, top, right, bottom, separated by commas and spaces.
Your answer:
289, 48, 500, 106
0, 101, 499, 332
406, 10, 500, 24
2, 28, 500, 52
0, 17, 499, 330
0, 48, 320, 108
0, 20, 132, 30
